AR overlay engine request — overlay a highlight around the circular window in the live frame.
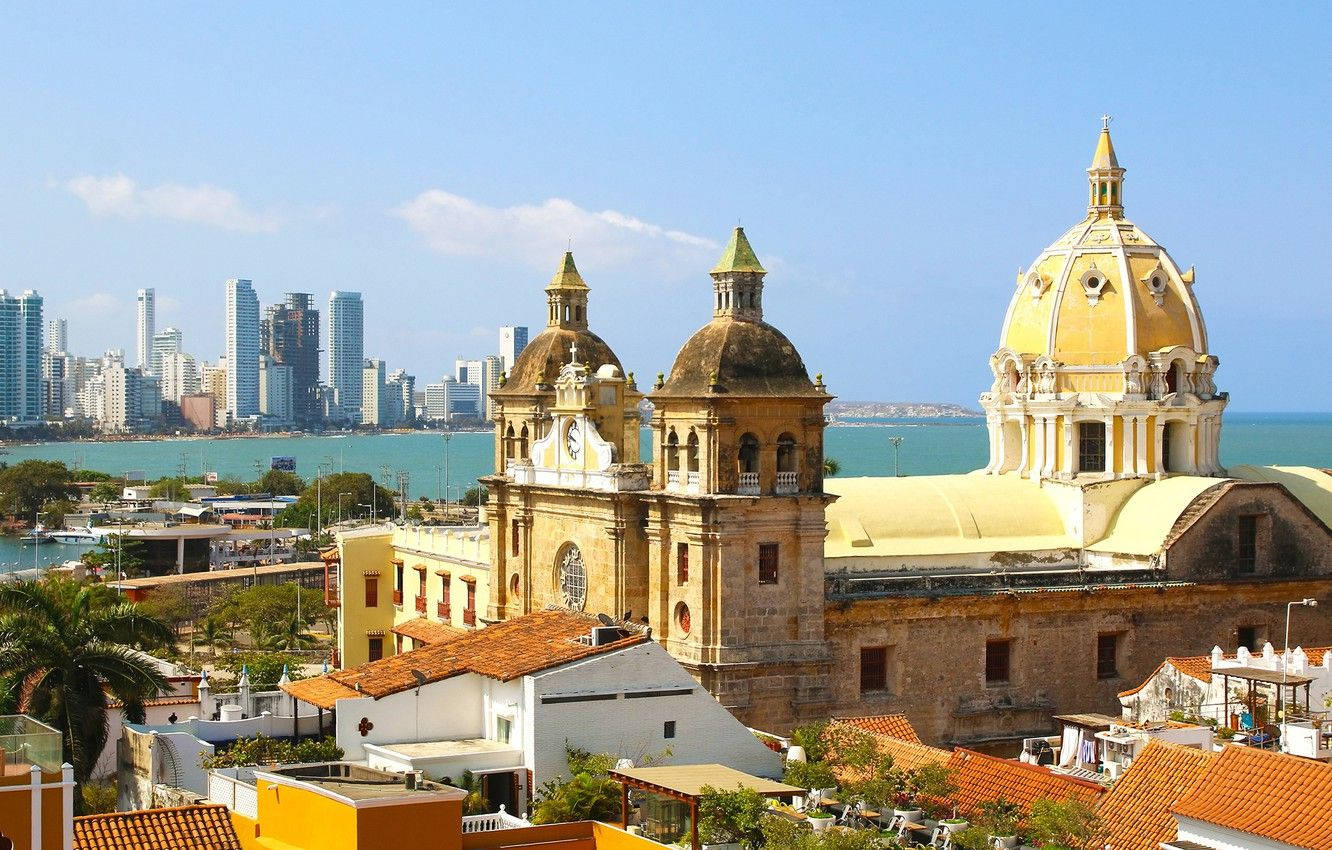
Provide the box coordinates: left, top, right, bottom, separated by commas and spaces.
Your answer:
675, 601, 691, 636
509, 573, 520, 599
558, 545, 587, 611
1148, 273, 1167, 294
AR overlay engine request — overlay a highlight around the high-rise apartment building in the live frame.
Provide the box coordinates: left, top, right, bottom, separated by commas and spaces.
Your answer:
499, 325, 528, 374
92, 360, 160, 432
150, 327, 183, 381
361, 359, 386, 427
327, 291, 364, 424
386, 369, 415, 425
259, 355, 295, 428
0, 290, 44, 423
158, 352, 200, 404
454, 356, 504, 420
46, 318, 67, 354
225, 279, 260, 420
424, 378, 480, 422
261, 293, 320, 425
136, 288, 155, 371
201, 360, 228, 427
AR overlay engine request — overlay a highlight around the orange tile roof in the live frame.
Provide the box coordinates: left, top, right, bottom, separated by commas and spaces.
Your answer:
1119, 647, 1332, 697
1094, 740, 1213, 850
1171, 745, 1332, 849
944, 749, 1104, 818
74, 804, 242, 850
833, 713, 922, 743
284, 609, 647, 709
390, 617, 465, 646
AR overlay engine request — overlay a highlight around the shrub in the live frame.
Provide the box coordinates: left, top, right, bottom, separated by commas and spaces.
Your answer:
201, 735, 342, 768
697, 786, 769, 848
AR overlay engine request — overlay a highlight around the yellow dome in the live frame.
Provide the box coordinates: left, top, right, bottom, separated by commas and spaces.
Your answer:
999, 128, 1209, 366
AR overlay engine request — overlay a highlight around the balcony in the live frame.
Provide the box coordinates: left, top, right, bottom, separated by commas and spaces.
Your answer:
687, 471, 699, 488
666, 470, 681, 487
0, 715, 62, 773
775, 471, 798, 494
463, 607, 476, 626
737, 472, 760, 495
415, 595, 427, 614
392, 589, 403, 606
437, 601, 451, 620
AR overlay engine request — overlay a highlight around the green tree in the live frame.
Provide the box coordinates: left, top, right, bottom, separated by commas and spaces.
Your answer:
40, 499, 77, 528
823, 457, 841, 477
460, 485, 488, 506
201, 734, 342, 768
208, 582, 327, 645
697, 786, 770, 848
0, 579, 172, 801
192, 617, 233, 656
274, 472, 395, 529
255, 468, 306, 496
136, 586, 194, 641
88, 480, 122, 503
80, 535, 151, 579
1025, 797, 1100, 850
214, 651, 308, 690
256, 612, 319, 651
0, 460, 81, 521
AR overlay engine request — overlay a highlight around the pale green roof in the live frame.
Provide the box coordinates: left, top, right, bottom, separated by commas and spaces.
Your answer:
1228, 466, 1332, 528
824, 474, 1078, 558
547, 251, 588, 290
1086, 476, 1225, 556
710, 227, 766, 275
1090, 127, 1120, 170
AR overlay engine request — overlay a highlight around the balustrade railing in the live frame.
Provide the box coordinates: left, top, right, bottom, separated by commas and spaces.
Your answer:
737, 472, 760, 495
775, 471, 798, 494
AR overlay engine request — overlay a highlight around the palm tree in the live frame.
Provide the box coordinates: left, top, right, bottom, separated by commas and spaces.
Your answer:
0, 579, 172, 800
260, 612, 318, 651
193, 617, 233, 657
823, 457, 841, 477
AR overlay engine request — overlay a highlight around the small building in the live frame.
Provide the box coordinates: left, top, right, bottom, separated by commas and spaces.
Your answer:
283, 609, 781, 816
0, 716, 73, 850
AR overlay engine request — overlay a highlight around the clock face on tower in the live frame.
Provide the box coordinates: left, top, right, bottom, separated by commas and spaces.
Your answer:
565, 420, 581, 460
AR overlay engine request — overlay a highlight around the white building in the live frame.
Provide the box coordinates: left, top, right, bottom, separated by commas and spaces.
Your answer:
158, 351, 200, 405
361, 358, 386, 426
95, 363, 161, 432
136, 287, 155, 371
150, 326, 183, 378
500, 325, 528, 374
259, 355, 294, 428
456, 355, 504, 420
386, 369, 414, 425
425, 378, 481, 422
46, 317, 67, 353
225, 279, 260, 420
328, 290, 364, 424
283, 610, 780, 816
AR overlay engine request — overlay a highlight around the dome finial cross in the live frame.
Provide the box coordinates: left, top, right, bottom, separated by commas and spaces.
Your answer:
1101, 114, 1112, 130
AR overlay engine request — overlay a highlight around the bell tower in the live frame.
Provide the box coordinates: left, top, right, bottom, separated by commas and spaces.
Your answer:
646, 227, 834, 731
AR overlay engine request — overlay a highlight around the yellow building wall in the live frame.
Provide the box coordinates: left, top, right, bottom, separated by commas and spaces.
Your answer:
1003, 253, 1066, 354
1053, 252, 1127, 365
1127, 255, 1196, 353
0, 771, 66, 850
357, 803, 462, 850
238, 778, 463, 850
337, 531, 396, 668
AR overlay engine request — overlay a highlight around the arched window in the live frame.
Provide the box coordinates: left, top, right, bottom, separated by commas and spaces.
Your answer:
686, 429, 700, 473
504, 423, 516, 460
518, 423, 529, 458
738, 433, 760, 474
666, 429, 680, 472
563, 304, 570, 322
776, 433, 797, 473
717, 292, 722, 311
1005, 363, 1020, 393
575, 305, 583, 322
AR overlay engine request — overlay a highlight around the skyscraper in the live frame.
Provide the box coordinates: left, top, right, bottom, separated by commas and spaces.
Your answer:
150, 327, 183, 380
224, 279, 260, 420
0, 290, 43, 423
46, 318, 67, 353
136, 288, 155, 371
361, 359, 386, 427
327, 291, 364, 424
500, 325, 528, 374
261, 293, 320, 425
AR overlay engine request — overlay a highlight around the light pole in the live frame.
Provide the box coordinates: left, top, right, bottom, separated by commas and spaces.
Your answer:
442, 432, 452, 520
889, 436, 904, 477
338, 493, 350, 526
1281, 597, 1319, 725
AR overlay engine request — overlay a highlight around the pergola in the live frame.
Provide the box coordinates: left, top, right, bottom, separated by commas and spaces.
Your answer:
609, 764, 803, 850
1214, 666, 1314, 739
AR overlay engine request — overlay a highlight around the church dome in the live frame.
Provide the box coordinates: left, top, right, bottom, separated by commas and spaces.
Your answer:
653, 227, 823, 399
998, 123, 1209, 366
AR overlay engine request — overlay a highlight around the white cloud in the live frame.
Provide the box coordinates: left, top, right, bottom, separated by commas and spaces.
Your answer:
60, 173, 282, 233
392, 190, 718, 273
68, 292, 121, 313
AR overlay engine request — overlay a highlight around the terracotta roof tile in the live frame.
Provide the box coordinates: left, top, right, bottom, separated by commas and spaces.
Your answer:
1119, 648, 1332, 697
284, 609, 646, 709
74, 804, 241, 850
391, 617, 465, 646
945, 749, 1104, 818
833, 714, 921, 743
1171, 745, 1332, 849
1094, 740, 1213, 850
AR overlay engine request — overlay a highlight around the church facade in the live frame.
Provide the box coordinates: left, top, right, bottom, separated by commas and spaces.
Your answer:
335, 123, 1332, 744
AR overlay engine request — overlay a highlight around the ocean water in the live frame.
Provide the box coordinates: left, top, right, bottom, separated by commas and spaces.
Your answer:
3, 412, 1328, 569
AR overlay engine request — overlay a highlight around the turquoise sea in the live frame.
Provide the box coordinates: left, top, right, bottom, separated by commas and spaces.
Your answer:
3, 412, 1329, 569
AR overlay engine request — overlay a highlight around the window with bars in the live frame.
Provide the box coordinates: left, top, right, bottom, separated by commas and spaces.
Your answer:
368, 637, 383, 662
985, 640, 1011, 685
860, 647, 888, 694
676, 542, 689, 584
1236, 515, 1259, 573
1097, 633, 1121, 679
1078, 421, 1106, 473
758, 543, 778, 585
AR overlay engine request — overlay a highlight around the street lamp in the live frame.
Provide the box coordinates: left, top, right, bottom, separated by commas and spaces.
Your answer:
889, 436, 904, 477
1281, 597, 1319, 726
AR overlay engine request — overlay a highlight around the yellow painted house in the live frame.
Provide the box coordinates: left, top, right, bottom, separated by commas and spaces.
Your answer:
330, 523, 490, 668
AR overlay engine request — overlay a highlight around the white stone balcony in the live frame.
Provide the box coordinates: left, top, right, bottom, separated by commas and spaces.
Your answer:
666, 470, 681, 486
686, 471, 700, 488
462, 805, 531, 832
776, 471, 798, 494
737, 472, 760, 495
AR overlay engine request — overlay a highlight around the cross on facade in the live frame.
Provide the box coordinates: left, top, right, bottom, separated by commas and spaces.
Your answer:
569, 340, 579, 364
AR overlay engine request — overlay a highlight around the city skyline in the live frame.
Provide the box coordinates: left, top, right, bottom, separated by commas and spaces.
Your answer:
3, 6, 1328, 410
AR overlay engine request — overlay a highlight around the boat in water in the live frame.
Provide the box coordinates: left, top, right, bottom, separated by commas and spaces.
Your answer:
48, 526, 106, 545
18, 528, 50, 545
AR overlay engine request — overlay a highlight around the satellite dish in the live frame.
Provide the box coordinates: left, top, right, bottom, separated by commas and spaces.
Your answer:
597, 613, 614, 626
411, 669, 428, 688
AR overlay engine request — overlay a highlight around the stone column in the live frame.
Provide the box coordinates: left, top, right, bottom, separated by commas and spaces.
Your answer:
1060, 414, 1075, 478
1017, 415, 1030, 477
986, 415, 1001, 474
1031, 415, 1045, 479
1134, 416, 1148, 475
1104, 415, 1115, 476
1154, 419, 1166, 476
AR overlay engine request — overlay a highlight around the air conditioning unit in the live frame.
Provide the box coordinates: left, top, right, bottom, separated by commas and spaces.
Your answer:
591, 626, 623, 646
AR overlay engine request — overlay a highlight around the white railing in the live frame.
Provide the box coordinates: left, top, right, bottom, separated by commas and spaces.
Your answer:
775, 471, 798, 494
737, 472, 760, 495
208, 768, 259, 819
666, 470, 682, 486
686, 471, 700, 487
462, 805, 530, 833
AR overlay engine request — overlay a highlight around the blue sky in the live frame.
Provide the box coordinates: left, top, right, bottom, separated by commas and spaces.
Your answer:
2, 3, 1328, 410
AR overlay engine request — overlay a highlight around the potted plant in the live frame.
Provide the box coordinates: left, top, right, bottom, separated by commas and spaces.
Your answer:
806, 809, 834, 832
895, 762, 956, 824
939, 809, 969, 834
977, 798, 1021, 849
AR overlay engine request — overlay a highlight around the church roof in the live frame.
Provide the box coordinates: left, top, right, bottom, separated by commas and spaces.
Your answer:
824, 475, 1079, 558
1089, 125, 1120, 170
493, 326, 622, 397
652, 318, 823, 399
546, 250, 588, 290
1228, 465, 1332, 527
710, 226, 766, 274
